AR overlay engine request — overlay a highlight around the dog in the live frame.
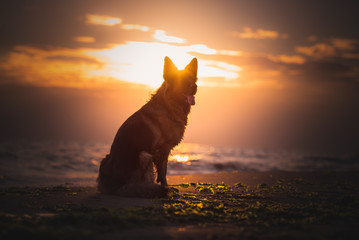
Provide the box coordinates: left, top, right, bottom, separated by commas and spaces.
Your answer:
97, 56, 198, 198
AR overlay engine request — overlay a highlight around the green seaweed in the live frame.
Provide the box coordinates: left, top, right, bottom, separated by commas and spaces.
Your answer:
1, 177, 359, 239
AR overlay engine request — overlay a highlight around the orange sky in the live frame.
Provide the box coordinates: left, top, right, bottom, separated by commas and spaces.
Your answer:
1, 0, 359, 153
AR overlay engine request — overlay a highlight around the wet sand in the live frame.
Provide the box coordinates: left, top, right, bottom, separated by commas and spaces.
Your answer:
1, 171, 359, 239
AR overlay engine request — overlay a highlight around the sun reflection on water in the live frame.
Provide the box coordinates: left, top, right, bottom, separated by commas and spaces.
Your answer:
170, 154, 189, 162
168, 143, 213, 166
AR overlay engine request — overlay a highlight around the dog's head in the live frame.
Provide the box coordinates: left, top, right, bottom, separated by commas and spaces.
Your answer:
163, 56, 198, 105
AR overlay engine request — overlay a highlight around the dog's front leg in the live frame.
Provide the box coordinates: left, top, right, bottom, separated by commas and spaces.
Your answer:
154, 146, 171, 186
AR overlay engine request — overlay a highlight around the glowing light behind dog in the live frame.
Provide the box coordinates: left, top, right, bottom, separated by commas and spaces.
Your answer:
85, 41, 241, 88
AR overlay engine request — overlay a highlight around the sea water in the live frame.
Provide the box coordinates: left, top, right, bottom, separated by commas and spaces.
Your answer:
0, 141, 358, 187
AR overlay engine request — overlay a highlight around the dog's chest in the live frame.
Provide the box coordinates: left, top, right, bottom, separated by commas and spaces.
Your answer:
148, 114, 186, 149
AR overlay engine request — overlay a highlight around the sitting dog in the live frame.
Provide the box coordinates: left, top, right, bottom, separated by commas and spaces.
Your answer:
97, 56, 198, 197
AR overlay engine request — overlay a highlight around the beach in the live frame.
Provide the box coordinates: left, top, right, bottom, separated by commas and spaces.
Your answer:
1, 171, 359, 239
2, 1, 359, 239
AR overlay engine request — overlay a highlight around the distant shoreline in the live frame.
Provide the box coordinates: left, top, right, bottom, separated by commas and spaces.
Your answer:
1, 170, 359, 188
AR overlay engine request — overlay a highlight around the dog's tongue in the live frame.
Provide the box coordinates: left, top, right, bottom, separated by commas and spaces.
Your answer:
187, 95, 195, 105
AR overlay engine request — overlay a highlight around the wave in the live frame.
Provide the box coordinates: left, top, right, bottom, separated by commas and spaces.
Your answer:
0, 141, 358, 186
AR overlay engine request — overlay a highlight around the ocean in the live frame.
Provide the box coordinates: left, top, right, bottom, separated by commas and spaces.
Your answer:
0, 141, 358, 187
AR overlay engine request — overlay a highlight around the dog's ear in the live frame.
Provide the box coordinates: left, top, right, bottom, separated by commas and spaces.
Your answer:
185, 57, 198, 78
163, 56, 177, 81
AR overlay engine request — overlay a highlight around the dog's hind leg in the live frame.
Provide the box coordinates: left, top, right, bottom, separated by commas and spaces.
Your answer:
130, 151, 155, 183
114, 151, 169, 198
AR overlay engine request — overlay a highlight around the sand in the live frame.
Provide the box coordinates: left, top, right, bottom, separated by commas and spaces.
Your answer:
1, 171, 359, 239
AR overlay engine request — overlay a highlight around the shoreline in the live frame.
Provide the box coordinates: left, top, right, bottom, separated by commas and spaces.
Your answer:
1, 170, 358, 188
1, 171, 359, 239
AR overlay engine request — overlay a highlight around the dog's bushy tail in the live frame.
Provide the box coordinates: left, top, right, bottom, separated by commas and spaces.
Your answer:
97, 154, 117, 194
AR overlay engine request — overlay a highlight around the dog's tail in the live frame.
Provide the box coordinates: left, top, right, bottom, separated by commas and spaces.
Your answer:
97, 154, 117, 194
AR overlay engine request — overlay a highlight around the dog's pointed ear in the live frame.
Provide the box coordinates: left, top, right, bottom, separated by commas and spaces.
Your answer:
185, 57, 198, 78
163, 56, 177, 81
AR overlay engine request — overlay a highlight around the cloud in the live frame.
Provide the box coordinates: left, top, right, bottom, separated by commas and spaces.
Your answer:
200, 60, 241, 83
232, 27, 288, 40
153, 30, 186, 44
73, 36, 96, 43
0, 46, 103, 87
307, 35, 318, 42
218, 50, 242, 56
295, 43, 336, 58
85, 14, 150, 34
0, 40, 243, 88
293, 39, 359, 82
342, 53, 359, 60
121, 24, 150, 32
45, 55, 100, 65
299, 61, 357, 82
86, 14, 122, 26
184, 45, 241, 56
330, 38, 358, 51
186, 44, 217, 55
267, 54, 306, 64
296, 38, 359, 60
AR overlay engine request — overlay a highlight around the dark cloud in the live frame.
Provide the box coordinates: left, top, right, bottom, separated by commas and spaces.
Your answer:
304, 61, 357, 81
286, 60, 359, 83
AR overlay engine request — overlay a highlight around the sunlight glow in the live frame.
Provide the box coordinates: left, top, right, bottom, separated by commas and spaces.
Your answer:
86, 14, 122, 26
2, 26, 243, 89
86, 41, 194, 87
85, 41, 242, 87
1, 41, 242, 88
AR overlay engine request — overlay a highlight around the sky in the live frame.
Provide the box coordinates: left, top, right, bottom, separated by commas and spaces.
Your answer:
1, 0, 359, 154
